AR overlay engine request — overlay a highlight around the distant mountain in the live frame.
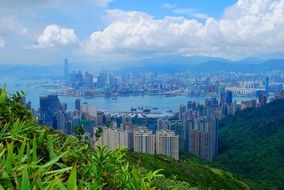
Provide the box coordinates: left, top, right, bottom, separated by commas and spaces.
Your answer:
0, 64, 63, 79
215, 100, 284, 189
118, 55, 231, 73
118, 56, 284, 73
1, 56, 284, 78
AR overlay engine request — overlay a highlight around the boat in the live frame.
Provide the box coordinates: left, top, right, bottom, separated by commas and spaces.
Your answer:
152, 107, 158, 110
143, 108, 151, 113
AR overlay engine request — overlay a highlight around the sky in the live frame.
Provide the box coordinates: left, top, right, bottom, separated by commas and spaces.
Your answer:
0, 0, 284, 65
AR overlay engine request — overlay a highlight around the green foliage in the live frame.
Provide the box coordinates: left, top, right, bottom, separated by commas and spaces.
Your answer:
0, 88, 162, 189
0, 87, 32, 125
127, 152, 252, 190
95, 127, 103, 140
215, 100, 284, 189
73, 124, 85, 140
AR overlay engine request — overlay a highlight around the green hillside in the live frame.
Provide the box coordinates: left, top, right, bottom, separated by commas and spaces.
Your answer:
215, 100, 284, 189
127, 152, 252, 190
0, 88, 162, 189
0, 87, 253, 189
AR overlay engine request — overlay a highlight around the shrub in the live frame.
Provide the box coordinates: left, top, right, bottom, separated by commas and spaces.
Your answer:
0, 87, 162, 189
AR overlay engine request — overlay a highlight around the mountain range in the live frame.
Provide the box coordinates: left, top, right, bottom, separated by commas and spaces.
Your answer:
1, 56, 284, 79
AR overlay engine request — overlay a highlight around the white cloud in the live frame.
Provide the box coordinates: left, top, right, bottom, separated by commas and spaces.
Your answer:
36, 25, 77, 48
82, 0, 284, 60
191, 12, 210, 20
172, 8, 194, 14
171, 8, 210, 20
161, 3, 177, 9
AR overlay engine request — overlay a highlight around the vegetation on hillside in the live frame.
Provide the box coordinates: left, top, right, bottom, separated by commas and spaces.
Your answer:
215, 100, 284, 189
127, 152, 252, 190
0, 88, 162, 189
1, 87, 267, 189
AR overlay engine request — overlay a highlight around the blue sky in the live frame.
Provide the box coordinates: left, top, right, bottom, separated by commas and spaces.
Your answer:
110, 0, 237, 19
0, 0, 283, 65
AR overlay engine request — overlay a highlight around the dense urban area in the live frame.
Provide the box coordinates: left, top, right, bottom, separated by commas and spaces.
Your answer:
20, 59, 284, 161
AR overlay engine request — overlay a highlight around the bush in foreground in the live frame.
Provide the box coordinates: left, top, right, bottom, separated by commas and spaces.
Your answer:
0, 88, 162, 189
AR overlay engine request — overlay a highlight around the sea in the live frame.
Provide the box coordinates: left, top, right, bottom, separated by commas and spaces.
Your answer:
1, 77, 257, 113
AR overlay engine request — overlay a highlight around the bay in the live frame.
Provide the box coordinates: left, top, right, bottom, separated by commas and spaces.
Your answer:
1, 77, 257, 113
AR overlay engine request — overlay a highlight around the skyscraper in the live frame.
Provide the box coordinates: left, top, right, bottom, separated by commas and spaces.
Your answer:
97, 72, 108, 88
39, 95, 62, 127
156, 130, 179, 160
64, 58, 69, 84
55, 111, 66, 132
75, 98, 81, 111
179, 104, 186, 121
265, 76, 269, 97
187, 101, 197, 111
188, 117, 218, 161
84, 72, 94, 88
134, 130, 155, 154
225, 91, 233, 105
81, 103, 97, 120
62, 103, 67, 112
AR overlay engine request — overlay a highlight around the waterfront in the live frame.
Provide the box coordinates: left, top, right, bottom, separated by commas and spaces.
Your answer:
1, 77, 258, 113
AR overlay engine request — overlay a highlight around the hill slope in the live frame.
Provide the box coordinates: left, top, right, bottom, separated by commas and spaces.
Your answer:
127, 152, 252, 190
215, 100, 284, 189
0, 87, 253, 189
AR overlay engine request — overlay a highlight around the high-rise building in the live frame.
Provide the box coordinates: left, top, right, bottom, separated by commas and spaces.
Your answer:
75, 98, 81, 111
64, 58, 69, 84
179, 104, 186, 121
95, 128, 133, 150
265, 76, 269, 97
210, 97, 219, 108
55, 111, 66, 132
225, 91, 233, 105
205, 98, 218, 109
259, 94, 267, 105
39, 95, 62, 127
97, 73, 108, 88
84, 72, 94, 88
76, 71, 84, 88
171, 120, 189, 152
157, 118, 170, 131
134, 130, 155, 154
187, 101, 197, 111
156, 130, 179, 160
188, 117, 218, 161
81, 103, 97, 120
62, 103, 67, 112
220, 93, 226, 105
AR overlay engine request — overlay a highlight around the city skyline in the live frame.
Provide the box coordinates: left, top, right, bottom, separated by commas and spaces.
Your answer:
1, 1, 284, 189
0, 0, 284, 66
